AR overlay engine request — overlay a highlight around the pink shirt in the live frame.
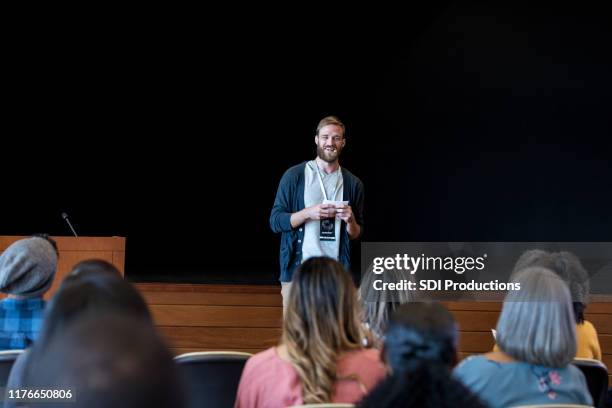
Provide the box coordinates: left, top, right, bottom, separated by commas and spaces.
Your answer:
235, 347, 386, 408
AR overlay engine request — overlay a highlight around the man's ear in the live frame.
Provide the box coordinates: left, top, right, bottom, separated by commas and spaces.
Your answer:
314, 134, 319, 145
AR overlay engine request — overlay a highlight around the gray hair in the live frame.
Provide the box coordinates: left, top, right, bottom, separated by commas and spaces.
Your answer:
496, 267, 576, 367
513, 249, 589, 304
359, 266, 416, 343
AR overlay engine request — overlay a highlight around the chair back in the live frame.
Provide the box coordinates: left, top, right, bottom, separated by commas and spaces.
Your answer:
571, 358, 608, 408
174, 351, 252, 408
0, 350, 24, 387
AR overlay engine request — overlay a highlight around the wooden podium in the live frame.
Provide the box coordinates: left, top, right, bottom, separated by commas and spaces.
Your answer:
0, 236, 126, 299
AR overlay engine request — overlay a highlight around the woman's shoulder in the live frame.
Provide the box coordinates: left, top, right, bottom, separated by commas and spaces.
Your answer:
454, 353, 521, 379
577, 319, 598, 334
562, 362, 589, 379
342, 348, 382, 364
247, 347, 281, 365
456, 354, 501, 368
337, 348, 387, 393
455, 354, 489, 372
338, 348, 385, 374
240, 347, 299, 390
243, 347, 284, 371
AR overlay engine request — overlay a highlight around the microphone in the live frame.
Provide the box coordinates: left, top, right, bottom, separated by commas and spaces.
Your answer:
61, 212, 79, 237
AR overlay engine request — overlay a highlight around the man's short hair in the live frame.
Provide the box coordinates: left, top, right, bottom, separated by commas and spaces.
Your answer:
316, 115, 345, 136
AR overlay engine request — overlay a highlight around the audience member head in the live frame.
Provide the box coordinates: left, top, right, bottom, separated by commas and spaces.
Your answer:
69, 259, 122, 279
383, 302, 458, 374
34, 259, 151, 345
359, 266, 416, 346
30, 233, 59, 256
514, 249, 590, 323
24, 314, 183, 408
359, 302, 485, 408
496, 266, 576, 367
283, 256, 364, 404
0, 236, 58, 298
21, 260, 153, 386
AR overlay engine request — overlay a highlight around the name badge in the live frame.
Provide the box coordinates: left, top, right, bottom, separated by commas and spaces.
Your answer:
320, 219, 336, 241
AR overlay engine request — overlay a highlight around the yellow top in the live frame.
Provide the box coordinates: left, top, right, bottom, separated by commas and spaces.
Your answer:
492, 320, 602, 360
575, 320, 602, 360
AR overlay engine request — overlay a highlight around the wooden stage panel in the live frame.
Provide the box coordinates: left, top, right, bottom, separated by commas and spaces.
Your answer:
586, 314, 612, 333
150, 304, 282, 328
136, 283, 612, 383
136, 283, 284, 355
157, 327, 282, 349
138, 283, 281, 306
599, 334, 612, 352
450, 311, 500, 332
458, 331, 495, 352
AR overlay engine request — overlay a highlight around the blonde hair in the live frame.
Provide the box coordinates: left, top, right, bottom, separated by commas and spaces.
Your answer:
316, 115, 345, 137
283, 257, 364, 404
359, 266, 417, 345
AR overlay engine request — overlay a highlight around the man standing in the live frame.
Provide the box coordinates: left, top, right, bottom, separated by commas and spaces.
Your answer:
270, 116, 364, 309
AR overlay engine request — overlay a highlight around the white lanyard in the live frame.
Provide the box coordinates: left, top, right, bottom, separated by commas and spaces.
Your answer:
313, 161, 340, 202
315, 164, 328, 201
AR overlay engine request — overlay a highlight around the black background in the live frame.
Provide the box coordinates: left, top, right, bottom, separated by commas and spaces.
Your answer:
4, 2, 611, 284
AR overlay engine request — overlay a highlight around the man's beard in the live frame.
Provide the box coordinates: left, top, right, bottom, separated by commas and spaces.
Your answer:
317, 145, 342, 163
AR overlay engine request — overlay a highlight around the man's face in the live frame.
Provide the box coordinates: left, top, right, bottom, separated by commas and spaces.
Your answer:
315, 124, 345, 163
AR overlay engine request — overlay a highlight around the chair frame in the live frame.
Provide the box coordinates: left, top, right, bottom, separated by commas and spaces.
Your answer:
174, 350, 253, 362
571, 357, 608, 408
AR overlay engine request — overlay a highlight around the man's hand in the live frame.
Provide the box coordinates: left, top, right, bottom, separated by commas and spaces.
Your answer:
307, 203, 336, 220
290, 204, 336, 228
336, 204, 361, 239
334, 204, 353, 223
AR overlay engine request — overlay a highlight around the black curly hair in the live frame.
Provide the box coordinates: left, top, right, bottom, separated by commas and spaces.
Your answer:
358, 302, 486, 408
